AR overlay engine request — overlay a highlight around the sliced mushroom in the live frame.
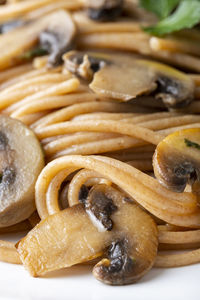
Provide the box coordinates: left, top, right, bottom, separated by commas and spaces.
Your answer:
39, 10, 76, 67
86, 0, 123, 21
0, 10, 76, 70
17, 184, 158, 285
90, 60, 157, 102
153, 128, 200, 193
91, 58, 194, 108
63, 51, 109, 81
0, 115, 44, 227
63, 51, 157, 93
63, 51, 194, 108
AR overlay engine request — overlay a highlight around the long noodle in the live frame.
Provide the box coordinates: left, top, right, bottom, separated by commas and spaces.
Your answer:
1, 0, 200, 277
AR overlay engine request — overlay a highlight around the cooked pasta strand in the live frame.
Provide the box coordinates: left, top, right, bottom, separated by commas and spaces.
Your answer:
0, 240, 21, 264
155, 249, 200, 267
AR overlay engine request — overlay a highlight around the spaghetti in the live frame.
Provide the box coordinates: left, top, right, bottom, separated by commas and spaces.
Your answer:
0, 0, 200, 285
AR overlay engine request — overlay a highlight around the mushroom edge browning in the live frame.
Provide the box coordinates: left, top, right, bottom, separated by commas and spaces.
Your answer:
17, 184, 158, 285
0, 115, 45, 227
153, 128, 200, 194
63, 51, 194, 109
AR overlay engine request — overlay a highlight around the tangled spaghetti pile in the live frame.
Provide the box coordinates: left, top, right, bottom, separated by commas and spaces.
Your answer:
0, 0, 200, 285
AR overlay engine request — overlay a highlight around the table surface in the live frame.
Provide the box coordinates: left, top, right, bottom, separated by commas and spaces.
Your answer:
0, 255, 199, 300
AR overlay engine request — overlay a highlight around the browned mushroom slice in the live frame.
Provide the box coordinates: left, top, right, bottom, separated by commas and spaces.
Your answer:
63, 51, 157, 95
0, 10, 76, 70
88, 185, 158, 285
63, 50, 110, 81
0, 115, 44, 227
17, 184, 158, 285
63, 51, 194, 108
90, 58, 194, 107
86, 0, 124, 21
153, 128, 200, 193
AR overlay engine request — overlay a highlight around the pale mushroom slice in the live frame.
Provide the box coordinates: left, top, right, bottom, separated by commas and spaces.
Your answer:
63, 51, 194, 108
153, 128, 200, 193
91, 58, 194, 108
0, 10, 76, 70
0, 115, 44, 227
90, 62, 157, 102
17, 184, 158, 285
39, 10, 76, 67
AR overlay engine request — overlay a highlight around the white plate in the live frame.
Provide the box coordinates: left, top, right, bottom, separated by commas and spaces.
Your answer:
0, 261, 199, 300
0, 233, 199, 300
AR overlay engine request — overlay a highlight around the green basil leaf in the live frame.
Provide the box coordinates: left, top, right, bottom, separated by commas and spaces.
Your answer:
144, 0, 200, 36
140, 0, 180, 19
20, 47, 48, 60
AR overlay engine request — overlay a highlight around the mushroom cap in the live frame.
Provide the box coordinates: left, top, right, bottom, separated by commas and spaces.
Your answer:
0, 10, 76, 70
153, 128, 200, 193
0, 115, 44, 227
